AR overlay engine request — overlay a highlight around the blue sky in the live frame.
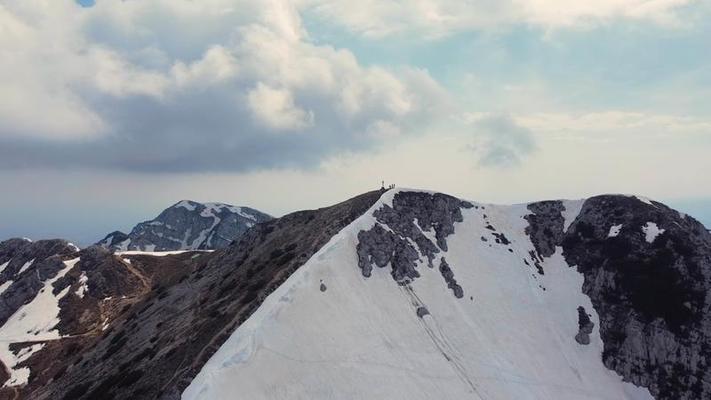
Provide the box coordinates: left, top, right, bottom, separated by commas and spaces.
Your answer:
0, 0, 710, 244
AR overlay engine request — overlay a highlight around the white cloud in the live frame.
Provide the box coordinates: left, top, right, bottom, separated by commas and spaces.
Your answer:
171, 46, 239, 88
90, 48, 171, 98
248, 83, 314, 131
465, 113, 537, 167
0, 2, 105, 139
0, 0, 445, 169
303, 0, 696, 38
519, 0, 693, 28
516, 111, 711, 139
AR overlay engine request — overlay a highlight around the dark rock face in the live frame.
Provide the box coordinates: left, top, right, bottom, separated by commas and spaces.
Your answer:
525, 201, 566, 258
438, 258, 463, 298
416, 306, 430, 318
96, 231, 130, 249
525, 194, 711, 400
575, 306, 595, 345
356, 191, 472, 290
561, 196, 711, 400
17, 190, 382, 400
96, 201, 273, 251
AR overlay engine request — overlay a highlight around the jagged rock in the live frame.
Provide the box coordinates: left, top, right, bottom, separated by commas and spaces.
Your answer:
438, 258, 464, 298
575, 306, 595, 345
525, 201, 566, 258
96, 231, 129, 249
525, 194, 711, 399
357, 192, 471, 286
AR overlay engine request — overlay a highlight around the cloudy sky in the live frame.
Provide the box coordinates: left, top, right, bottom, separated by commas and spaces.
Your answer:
1, 0, 710, 245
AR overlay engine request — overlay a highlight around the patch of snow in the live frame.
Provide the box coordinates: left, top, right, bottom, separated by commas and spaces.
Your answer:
16, 259, 34, 276
75, 272, 89, 298
116, 239, 130, 252
184, 190, 651, 400
21, 238, 32, 242
642, 222, 665, 243
101, 318, 110, 331
204, 202, 258, 221
191, 218, 220, 249
68, 243, 80, 252
175, 200, 197, 211
0, 280, 13, 296
0, 261, 10, 275
608, 224, 623, 238
634, 196, 655, 206
0, 257, 78, 387
561, 199, 585, 232
117, 250, 213, 257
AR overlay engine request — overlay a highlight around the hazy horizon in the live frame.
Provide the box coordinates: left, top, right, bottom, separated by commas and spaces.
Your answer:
2, 0, 710, 245
1, 187, 709, 247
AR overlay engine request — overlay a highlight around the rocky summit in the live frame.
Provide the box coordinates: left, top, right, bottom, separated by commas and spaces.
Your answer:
96, 200, 272, 252
0, 189, 709, 400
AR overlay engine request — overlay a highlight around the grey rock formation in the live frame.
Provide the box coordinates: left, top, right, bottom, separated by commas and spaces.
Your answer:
356, 191, 472, 292
575, 306, 595, 345
526, 194, 711, 399
416, 306, 430, 318
438, 258, 464, 299
97, 200, 272, 251
96, 231, 129, 249
525, 201, 566, 258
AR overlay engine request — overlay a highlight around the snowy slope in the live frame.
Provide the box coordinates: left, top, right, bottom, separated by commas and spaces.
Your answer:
183, 189, 652, 400
0, 258, 79, 386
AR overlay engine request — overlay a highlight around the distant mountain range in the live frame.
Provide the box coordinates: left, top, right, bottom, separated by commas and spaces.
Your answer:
0, 189, 710, 399
96, 200, 272, 252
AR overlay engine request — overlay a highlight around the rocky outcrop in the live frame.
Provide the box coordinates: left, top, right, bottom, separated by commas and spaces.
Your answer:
525, 201, 566, 258
356, 191, 472, 290
525, 194, 711, 399
96, 200, 272, 252
575, 306, 595, 345
96, 231, 129, 249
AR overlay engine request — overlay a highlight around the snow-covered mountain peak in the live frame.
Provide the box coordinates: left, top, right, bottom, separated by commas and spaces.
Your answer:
97, 200, 272, 252
185, 189, 711, 400
5, 189, 711, 400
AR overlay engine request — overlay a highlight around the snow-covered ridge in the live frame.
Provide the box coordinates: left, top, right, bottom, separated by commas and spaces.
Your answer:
117, 250, 213, 257
184, 189, 652, 400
